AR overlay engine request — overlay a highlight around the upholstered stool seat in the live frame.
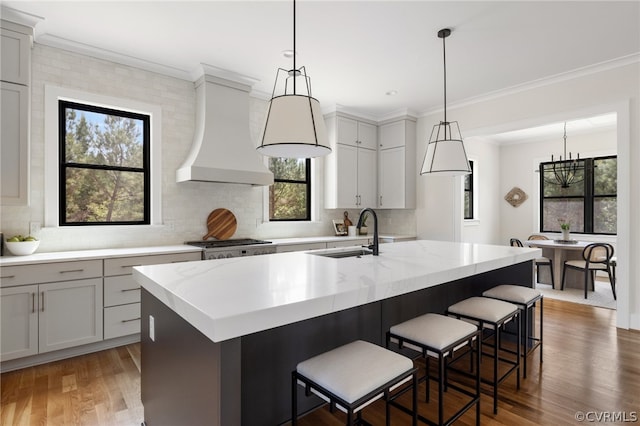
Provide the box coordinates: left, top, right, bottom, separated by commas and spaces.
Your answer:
387, 314, 481, 426
483, 285, 543, 378
447, 297, 521, 414
292, 340, 417, 425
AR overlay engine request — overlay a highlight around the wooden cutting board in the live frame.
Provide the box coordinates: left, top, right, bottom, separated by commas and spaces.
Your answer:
203, 208, 237, 240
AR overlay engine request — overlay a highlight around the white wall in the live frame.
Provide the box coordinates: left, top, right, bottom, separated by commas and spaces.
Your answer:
461, 139, 501, 244
416, 61, 639, 330
0, 44, 416, 252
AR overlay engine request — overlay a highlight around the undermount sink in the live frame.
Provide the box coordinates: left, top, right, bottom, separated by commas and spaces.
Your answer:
310, 248, 374, 259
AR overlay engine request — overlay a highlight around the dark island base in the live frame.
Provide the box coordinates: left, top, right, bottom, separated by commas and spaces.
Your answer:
141, 260, 533, 426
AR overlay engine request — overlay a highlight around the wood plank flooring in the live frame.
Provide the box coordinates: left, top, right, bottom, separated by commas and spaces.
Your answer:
1, 298, 639, 425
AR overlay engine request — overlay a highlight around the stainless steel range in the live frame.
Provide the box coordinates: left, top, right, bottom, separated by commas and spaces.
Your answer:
186, 239, 276, 260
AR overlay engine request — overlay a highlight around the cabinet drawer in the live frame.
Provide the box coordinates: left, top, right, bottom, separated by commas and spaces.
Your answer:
104, 252, 201, 276
104, 303, 141, 339
0, 260, 103, 288
104, 275, 140, 307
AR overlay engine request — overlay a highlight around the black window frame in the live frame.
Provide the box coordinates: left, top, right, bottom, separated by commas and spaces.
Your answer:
59, 100, 151, 226
539, 155, 617, 235
464, 160, 474, 220
269, 158, 312, 222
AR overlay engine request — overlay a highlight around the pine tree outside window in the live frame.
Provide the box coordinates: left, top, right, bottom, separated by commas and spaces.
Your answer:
59, 100, 150, 225
268, 158, 311, 221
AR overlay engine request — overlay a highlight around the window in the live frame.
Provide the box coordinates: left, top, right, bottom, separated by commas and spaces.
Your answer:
59, 100, 150, 225
540, 155, 616, 234
268, 158, 311, 221
464, 160, 474, 220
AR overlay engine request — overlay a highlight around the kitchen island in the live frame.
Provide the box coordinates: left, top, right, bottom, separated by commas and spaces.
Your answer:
133, 240, 540, 426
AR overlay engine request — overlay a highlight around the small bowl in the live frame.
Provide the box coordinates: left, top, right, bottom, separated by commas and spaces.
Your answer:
5, 240, 40, 256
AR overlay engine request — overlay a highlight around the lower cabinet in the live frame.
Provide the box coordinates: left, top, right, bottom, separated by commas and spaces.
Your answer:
0, 278, 103, 361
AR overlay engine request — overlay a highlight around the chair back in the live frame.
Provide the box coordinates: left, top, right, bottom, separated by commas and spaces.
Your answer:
528, 235, 549, 240
510, 238, 524, 247
582, 243, 614, 266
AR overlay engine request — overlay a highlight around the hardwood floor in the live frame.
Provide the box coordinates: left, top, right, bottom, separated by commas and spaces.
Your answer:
2, 298, 639, 425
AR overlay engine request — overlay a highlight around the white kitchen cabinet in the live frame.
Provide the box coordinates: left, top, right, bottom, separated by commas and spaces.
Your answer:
0, 260, 103, 361
38, 278, 103, 354
1, 27, 31, 85
0, 285, 38, 361
1, 81, 29, 205
325, 113, 378, 209
103, 251, 201, 339
1, 23, 32, 207
377, 118, 416, 209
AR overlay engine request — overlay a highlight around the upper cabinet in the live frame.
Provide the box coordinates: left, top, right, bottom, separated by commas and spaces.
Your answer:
1, 22, 33, 206
1, 27, 31, 85
324, 114, 378, 209
377, 118, 416, 209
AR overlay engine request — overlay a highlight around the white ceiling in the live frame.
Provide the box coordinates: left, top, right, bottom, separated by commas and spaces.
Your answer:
3, 1, 640, 123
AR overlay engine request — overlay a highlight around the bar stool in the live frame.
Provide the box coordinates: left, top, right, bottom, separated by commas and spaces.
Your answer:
292, 340, 418, 425
447, 297, 521, 414
387, 313, 481, 426
482, 285, 543, 378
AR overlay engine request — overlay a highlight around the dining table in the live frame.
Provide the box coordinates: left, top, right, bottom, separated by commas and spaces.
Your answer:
523, 239, 593, 290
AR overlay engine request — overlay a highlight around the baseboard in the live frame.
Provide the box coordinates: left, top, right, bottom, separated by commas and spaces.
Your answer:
0, 334, 140, 373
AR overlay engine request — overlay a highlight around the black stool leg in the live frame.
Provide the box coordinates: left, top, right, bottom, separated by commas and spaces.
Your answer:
291, 372, 297, 426
493, 324, 499, 414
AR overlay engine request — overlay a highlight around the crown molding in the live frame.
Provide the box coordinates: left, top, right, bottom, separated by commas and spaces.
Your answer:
0, 6, 42, 31
419, 53, 640, 118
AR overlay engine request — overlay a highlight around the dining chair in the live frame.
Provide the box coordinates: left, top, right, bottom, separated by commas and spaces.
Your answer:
511, 238, 555, 287
561, 243, 616, 300
527, 235, 549, 241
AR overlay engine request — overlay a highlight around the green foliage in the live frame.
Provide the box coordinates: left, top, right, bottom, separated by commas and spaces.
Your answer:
268, 158, 309, 220
64, 108, 145, 223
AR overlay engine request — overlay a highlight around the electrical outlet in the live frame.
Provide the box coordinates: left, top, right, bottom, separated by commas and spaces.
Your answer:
149, 315, 155, 342
29, 222, 41, 235
165, 220, 175, 232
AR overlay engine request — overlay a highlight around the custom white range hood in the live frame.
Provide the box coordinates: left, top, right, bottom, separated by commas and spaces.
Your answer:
176, 65, 274, 186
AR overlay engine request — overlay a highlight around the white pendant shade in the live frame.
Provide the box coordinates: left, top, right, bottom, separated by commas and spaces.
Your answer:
257, 94, 331, 158
420, 121, 471, 176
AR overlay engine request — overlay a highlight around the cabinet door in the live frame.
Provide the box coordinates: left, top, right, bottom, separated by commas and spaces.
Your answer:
379, 121, 405, 150
336, 116, 358, 147
0, 285, 38, 361
38, 278, 103, 353
357, 148, 377, 208
379, 147, 405, 208
357, 122, 378, 150
1, 81, 29, 205
336, 144, 359, 207
1, 28, 30, 85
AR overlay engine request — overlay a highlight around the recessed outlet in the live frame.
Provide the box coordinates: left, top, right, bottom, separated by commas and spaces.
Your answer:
149, 315, 155, 342
29, 222, 41, 235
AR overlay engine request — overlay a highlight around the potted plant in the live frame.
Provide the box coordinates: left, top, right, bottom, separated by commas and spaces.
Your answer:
359, 212, 369, 235
560, 221, 571, 241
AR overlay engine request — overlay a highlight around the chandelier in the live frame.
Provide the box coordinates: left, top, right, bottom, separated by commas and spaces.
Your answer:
543, 122, 585, 188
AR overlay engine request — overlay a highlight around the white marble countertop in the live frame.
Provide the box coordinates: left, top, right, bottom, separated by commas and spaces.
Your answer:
0, 245, 202, 266
133, 240, 540, 343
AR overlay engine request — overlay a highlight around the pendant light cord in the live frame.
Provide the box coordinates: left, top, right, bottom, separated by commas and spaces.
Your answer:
442, 32, 447, 125
293, 0, 296, 95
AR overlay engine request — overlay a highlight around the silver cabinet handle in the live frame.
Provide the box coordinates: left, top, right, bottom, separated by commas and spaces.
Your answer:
121, 287, 140, 292
380, 195, 383, 206
32, 293, 35, 313
0, 275, 15, 279
60, 269, 84, 274
121, 317, 141, 323
121, 264, 142, 268
41, 292, 44, 312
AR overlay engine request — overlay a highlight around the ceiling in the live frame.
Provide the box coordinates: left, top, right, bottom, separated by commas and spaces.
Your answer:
3, 1, 639, 122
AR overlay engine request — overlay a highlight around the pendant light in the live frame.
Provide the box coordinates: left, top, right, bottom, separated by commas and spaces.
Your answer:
420, 28, 471, 176
542, 122, 585, 188
257, 0, 331, 158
